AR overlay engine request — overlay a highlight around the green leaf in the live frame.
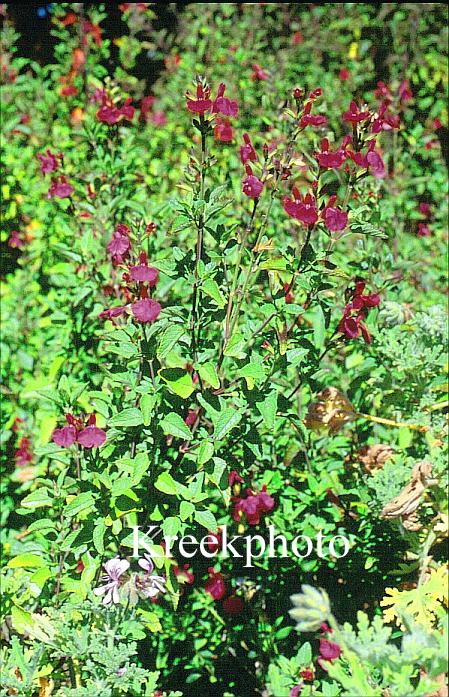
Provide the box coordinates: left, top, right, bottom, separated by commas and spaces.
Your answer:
21, 489, 52, 509
180, 501, 195, 521
198, 362, 220, 389
201, 279, 226, 308
313, 305, 326, 349
140, 394, 156, 426
159, 368, 195, 399
109, 407, 144, 428
197, 439, 214, 466
223, 332, 246, 358
93, 520, 106, 555
194, 508, 218, 531
64, 492, 96, 517
160, 413, 193, 440
154, 471, 179, 496
157, 325, 187, 359
8, 554, 46, 569
162, 516, 181, 537
213, 408, 242, 441
256, 390, 278, 430
238, 361, 266, 389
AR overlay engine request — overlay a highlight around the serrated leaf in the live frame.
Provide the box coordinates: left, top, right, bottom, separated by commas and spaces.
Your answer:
197, 439, 214, 466
8, 554, 46, 569
157, 325, 186, 359
201, 278, 226, 308
64, 492, 96, 517
154, 471, 179, 496
194, 508, 217, 531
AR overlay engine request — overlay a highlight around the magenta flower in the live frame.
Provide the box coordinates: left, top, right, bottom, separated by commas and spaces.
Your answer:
108, 232, 130, 259
77, 415, 107, 449
228, 470, 244, 487
343, 100, 371, 124
186, 84, 212, 114
323, 198, 348, 232
214, 118, 234, 142
337, 280, 380, 344
212, 83, 238, 117
129, 252, 159, 285
94, 557, 130, 605
140, 95, 155, 121
366, 141, 386, 178
240, 133, 257, 164
299, 101, 327, 128
8, 230, 24, 249
398, 79, 413, 102
419, 202, 431, 218
98, 305, 127, 320
151, 111, 167, 126
251, 63, 269, 81
204, 567, 226, 600
242, 167, 264, 199
96, 96, 134, 125
339, 68, 350, 81
290, 686, 302, 697
52, 413, 106, 449
37, 149, 60, 174
316, 137, 350, 169
15, 437, 33, 467
52, 425, 77, 447
131, 296, 161, 323
417, 223, 431, 238
232, 486, 275, 525
47, 176, 74, 199
283, 188, 318, 225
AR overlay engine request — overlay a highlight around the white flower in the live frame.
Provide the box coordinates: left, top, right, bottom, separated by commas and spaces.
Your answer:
93, 557, 130, 605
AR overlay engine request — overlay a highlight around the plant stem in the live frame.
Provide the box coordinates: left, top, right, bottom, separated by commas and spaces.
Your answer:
190, 117, 207, 362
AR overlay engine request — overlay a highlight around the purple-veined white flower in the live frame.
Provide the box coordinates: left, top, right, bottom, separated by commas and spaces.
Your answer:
93, 557, 129, 605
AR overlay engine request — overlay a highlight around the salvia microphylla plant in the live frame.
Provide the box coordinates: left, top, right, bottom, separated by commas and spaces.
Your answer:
1, 3, 447, 697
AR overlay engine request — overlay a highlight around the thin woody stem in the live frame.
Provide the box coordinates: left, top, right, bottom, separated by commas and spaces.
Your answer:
357, 412, 428, 432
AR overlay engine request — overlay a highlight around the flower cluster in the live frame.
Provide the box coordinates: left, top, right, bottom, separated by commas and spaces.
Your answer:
100, 236, 162, 324
417, 201, 432, 237
52, 413, 106, 449
96, 94, 135, 125
338, 279, 380, 344
283, 188, 348, 232
93, 555, 166, 606
232, 485, 275, 526
204, 566, 245, 615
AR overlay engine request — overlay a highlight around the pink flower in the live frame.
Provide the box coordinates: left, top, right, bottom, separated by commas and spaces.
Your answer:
207, 528, 223, 553
319, 638, 342, 661
433, 117, 443, 130
232, 486, 275, 525
129, 252, 159, 285
52, 413, 106, 449
96, 96, 134, 125
222, 595, 244, 615
77, 415, 106, 449
204, 567, 226, 600
212, 83, 238, 117
242, 167, 264, 199
52, 425, 77, 447
152, 111, 167, 126
37, 149, 60, 174
398, 79, 413, 102
417, 223, 431, 237
174, 563, 194, 585
339, 68, 350, 81
366, 141, 386, 178
47, 176, 74, 199
228, 470, 244, 487
299, 101, 327, 128
8, 230, 24, 248
251, 63, 269, 81
419, 202, 431, 219
131, 293, 161, 323
323, 199, 348, 232
98, 306, 127, 320
292, 31, 304, 45
140, 95, 155, 121
374, 81, 392, 101
61, 84, 78, 98
240, 133, 257, 164
107, 225, 131, 264
316, 137, 350, 169
290, 686, 302, 697
15, 437, 33, 466
337, 280, 380, 344
186, 84, 212, 114
343, 100, 370, 124
214, 118, 234, 142
283, 188, 318, 225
